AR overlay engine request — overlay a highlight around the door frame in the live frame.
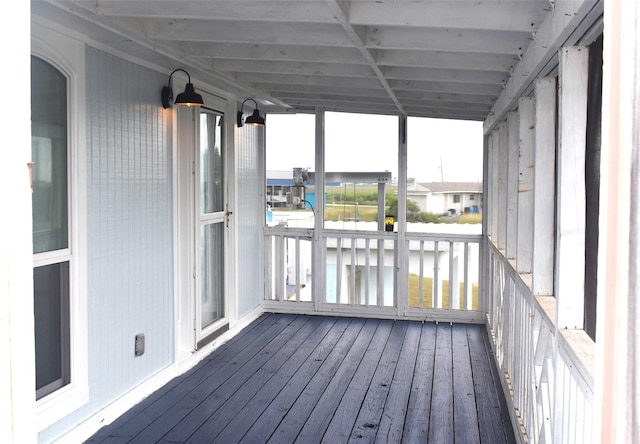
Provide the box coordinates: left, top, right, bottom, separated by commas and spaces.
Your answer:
173, 88, 235, 360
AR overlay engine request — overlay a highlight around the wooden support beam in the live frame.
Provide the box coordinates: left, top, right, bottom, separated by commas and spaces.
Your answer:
506, 111, 520, 259
517, 97, 535, 274
313, 108, 325, 311
497, 122, 508, 251
532, 78, 557, 296
489, 131, 499, 242
556, 46, 589, 329
596, 1, 640, 442
484, 0, 603, 133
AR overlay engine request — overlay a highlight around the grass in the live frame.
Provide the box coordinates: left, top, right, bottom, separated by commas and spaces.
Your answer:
408, 273, 479, 310
324, 204, 379, 222
445, 213, 483, 224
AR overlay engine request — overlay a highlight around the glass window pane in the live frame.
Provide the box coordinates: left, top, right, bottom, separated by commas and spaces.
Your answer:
201, 223, 224, 329
34, 262, 70, 399
406, 117, 483, 233
200, 112, 224, 214
325, 112, 398, 230
265, 114, 316, 227
31, 56, 68, 253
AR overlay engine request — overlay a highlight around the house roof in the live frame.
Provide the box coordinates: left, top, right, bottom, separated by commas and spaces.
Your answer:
32, 0, 603, 130
409, 182, 483, 194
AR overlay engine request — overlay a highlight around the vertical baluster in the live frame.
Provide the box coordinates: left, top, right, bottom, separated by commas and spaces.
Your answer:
336, 237, 343, 303
463, 242, 470, 310
418, 240, 424, 309
377, 238, 385, 307
295, 236, 301, 302
434, 240, 440, 309
275, 235, 286, 301
265, 234, 273, 300
449, 241, 459, 310
350, 238, 356, 305
365, 238, 371, 306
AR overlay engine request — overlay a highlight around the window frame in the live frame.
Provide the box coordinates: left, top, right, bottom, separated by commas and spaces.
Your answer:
32, 22, 89, 431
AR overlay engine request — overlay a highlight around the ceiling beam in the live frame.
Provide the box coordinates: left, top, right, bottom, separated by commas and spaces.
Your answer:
265, 84, 391, 99
240, 73, 384, 90
323, 0, 405, 114
395, 90, 496, 105
484, 0, 603, 132
118, 17, 353, 46
382, 66, 509, 85
364, 26, 529, 55
184, 42, 365, 65
375, 49, 517, 73
348, 1, 548, 33
208, 60, 376, 78
389, 79, 505, 96
73, 0, 337, 23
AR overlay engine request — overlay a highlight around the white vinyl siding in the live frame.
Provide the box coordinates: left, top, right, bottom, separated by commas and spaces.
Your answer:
236, 125, 265, 316
85, 47, 174, 400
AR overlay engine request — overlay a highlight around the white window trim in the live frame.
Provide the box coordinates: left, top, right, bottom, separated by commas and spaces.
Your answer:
32, 22, 89, 431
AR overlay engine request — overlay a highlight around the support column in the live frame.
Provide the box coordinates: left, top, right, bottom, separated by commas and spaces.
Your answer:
0, 0, 36, 441
313, 108, 325, 311
517, 96, 535, 273
497, 122, 508, 251
486, 132, 495, 239
506, 111, 520, 259
396, 114, 408, 315
596, 1, 640, 441
533, 77, 557, 296
556, 45, 589, 329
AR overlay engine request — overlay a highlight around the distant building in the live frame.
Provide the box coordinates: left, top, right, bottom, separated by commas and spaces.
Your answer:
407, 182, 482, 215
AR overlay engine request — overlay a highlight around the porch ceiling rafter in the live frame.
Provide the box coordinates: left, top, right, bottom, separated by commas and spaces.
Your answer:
323, 0, 405, 115
484, 0, 603, 133
35, 0, 603, 122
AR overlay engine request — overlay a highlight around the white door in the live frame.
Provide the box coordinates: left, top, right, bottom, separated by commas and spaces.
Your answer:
194, 108, 228, 347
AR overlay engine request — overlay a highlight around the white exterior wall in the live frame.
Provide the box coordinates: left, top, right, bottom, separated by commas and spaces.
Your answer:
38, 46, 175, 443
408, 191, 480, 214
236, 125, 266, 316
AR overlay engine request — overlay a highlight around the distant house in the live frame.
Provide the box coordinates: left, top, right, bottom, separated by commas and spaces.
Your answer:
407, 182, 483, 214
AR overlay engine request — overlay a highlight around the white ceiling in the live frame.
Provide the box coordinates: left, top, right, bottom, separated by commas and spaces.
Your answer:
32, 0, 603, 124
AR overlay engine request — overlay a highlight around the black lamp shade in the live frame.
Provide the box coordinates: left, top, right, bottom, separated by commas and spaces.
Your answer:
245, 109, 266, 126
174, 82, 204, 107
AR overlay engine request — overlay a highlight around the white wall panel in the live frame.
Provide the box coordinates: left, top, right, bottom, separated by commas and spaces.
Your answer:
86, 47, 174, 402
236, 125, 265, 316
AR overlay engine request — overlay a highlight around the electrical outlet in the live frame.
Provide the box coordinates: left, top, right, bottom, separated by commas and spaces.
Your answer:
135, 333, 145, 356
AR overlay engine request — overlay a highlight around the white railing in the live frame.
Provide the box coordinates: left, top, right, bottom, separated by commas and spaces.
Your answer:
264, 226, 313, 303
486, 244, 594, 444
264, 226, 482, 321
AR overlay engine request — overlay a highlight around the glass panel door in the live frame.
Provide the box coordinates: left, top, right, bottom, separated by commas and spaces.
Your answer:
196, 110, 225, 339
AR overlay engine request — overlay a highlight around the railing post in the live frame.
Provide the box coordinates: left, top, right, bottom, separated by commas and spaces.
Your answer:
396, 114, 408, 315
313, 107, 325, 310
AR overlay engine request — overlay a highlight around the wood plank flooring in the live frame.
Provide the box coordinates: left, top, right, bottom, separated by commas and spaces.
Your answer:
86, 314, 515, 443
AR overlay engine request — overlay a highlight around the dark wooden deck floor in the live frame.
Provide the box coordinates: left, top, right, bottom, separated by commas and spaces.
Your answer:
86, 314, 515, 443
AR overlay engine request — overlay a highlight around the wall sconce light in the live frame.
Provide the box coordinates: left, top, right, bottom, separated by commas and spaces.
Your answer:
161, 68, 204, 109
236, 98, 266, 127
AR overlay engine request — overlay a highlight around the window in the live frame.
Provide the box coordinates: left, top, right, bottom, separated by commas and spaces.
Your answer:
32, 24, 88, 429
453, 194, 461, 203
325, 112, 397, 231
265, 114, 315, 226
32, 56, 71, 400
470, 194, 475, 201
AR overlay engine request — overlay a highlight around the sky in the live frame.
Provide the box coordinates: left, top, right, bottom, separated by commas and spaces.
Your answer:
265, 112, 484, 183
